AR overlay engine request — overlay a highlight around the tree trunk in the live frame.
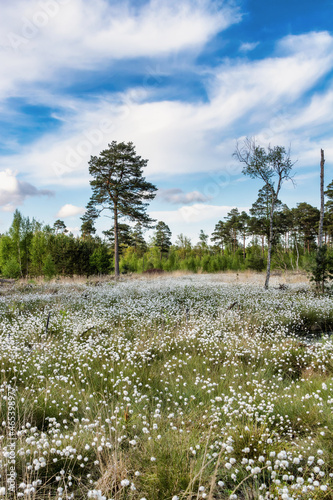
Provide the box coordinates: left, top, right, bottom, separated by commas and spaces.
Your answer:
318, 149, 325, 248
243, 234, 246, 260
295, 234, 299, 270
17, 240, 23, 278
261, 236, 264, 257
264, 198, 275, 289
114, 206, 120, 277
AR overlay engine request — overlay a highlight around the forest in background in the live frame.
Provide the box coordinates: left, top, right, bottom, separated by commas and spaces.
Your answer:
1, 178, 333, 279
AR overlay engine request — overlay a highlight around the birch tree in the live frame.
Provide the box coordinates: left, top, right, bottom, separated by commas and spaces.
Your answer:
234, 138, 295, 289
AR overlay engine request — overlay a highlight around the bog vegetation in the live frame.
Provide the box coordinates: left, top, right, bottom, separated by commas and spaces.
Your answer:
1, 276, 333, 499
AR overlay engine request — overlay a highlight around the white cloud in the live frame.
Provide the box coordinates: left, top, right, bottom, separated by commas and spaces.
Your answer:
239, 41, 259, 52
151, 204, 249, 224
56, 204, 85, 218
157, 188, 211, 204
65, 226, 80, 236
0, 0, 239, 101
0, 31, 332, 196
0, 169, 53, 212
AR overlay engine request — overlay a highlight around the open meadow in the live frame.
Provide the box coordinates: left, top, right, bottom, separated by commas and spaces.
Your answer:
1, 274, 333, 500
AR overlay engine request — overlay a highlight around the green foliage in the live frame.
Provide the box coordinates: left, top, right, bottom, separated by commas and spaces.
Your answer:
246, 246, 266, 271
82, 141, 157, 276
43, 254, 57, 280
154, 221, 172, 256
30, 230, 48, 276
310, 245, 333, 292
89, 245, 111, 274
2, 256, 21, 278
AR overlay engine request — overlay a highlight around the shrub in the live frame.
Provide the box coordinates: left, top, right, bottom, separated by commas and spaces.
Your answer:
1, 257, 21, 278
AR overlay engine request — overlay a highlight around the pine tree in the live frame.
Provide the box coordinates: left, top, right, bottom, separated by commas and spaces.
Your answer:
292, 203, 320, 253
310, 245, 333, 292
224, 208, 242, 254
211, 220, 230, 254
53, 220, 68, 234
131, 223, 147, 254
83, 141, 157, 277
154, 221, 172, 259
196, 230, 209, 257
80, 219, 96, 239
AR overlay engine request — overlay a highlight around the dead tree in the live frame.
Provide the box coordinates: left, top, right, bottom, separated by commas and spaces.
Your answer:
318, 149, 325, 248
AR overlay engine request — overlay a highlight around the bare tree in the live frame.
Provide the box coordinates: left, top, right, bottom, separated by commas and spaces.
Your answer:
233, 138, 295, 289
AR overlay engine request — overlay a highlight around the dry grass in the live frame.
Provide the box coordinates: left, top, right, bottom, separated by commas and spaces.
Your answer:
95, 451, 129, 499
13, 269, 309, 287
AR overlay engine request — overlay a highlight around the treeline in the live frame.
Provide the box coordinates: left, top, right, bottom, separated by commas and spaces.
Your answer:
1, 178, 333, 279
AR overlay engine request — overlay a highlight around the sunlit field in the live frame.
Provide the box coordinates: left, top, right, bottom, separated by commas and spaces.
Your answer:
1, 275, 333, 500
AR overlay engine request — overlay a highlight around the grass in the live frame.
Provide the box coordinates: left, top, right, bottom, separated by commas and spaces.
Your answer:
0, 276, 333, 499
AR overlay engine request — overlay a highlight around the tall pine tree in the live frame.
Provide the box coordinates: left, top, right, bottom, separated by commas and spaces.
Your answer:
83, 141, 157, 277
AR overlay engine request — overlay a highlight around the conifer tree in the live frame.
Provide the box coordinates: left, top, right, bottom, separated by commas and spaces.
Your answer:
154, 221, 172, 259
131, 223, 147, 254
211, 220, 230, 254
83, 141, 157, 277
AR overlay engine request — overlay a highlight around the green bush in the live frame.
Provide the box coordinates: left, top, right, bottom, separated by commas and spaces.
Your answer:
43, 254, 57, 280
1, 257, 21, 278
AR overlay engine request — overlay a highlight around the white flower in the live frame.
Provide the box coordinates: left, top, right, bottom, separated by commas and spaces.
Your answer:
120, 479, 130, 487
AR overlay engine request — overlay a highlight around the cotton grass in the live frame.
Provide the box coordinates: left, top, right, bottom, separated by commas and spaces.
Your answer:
0, 275, 332, 498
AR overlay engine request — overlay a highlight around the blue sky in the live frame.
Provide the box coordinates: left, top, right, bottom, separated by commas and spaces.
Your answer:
0, 0, 333, 243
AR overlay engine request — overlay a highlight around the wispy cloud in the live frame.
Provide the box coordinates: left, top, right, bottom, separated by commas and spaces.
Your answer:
239, 41, 259, 52
157, 188, 211, 204
1, 31, 332, 190
0, 0, 239, 101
